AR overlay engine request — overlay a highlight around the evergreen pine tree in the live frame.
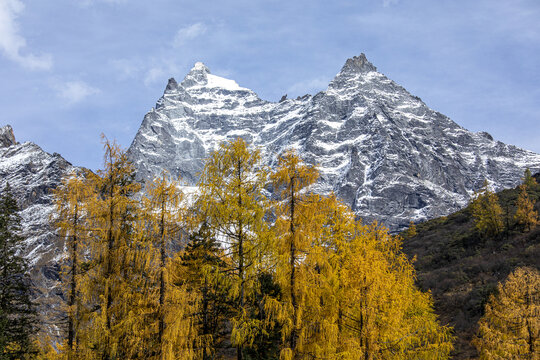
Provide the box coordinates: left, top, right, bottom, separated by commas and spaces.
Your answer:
0, 183, 37, 359
178, 220, 232, 359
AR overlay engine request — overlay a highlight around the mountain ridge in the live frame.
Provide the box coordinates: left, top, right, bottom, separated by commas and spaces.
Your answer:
0, 124, 76, 333
127, 54, 540, 231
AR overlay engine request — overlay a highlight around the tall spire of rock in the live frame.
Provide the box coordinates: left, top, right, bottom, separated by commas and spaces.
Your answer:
0, 125, 16, 148
340, 53, 377, 74
165, 78, 178, 93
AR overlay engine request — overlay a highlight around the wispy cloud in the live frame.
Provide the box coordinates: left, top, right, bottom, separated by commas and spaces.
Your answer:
110, 56, 183, 87
173, 22, 207, 47
143, 59, 182, 86
144, 67, 167, 86
54, 81, 100, 104
110, 23, 209, 86
0, 0, 52, 70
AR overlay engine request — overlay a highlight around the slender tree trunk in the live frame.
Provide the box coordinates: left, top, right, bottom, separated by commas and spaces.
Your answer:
202, 281, 210, 360
289, 177, 299, 357
0, 229, 7, 313
527, 318, 535, 360
158, 198, 166, 359
363, 307, 370, 360
525, 290, 536, 360
104, 182, 114, 360
237, 160, 244, 360
67, 204, 78, 359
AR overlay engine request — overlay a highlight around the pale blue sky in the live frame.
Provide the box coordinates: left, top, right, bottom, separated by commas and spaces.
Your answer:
1, 0, 539, 170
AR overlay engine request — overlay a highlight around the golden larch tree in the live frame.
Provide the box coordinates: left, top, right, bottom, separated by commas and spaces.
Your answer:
470, 180, 503, 236
266, 150, 325, 360
405, 220, 417, 238
474, 267, 539, 360
337, 221, 454, 359
197, 138, 269, 360
522, 168, 537, 190
75, 139, 142, 360
53, 172, 92, 359
515, 184, 538, 232
140, 174, 199, 360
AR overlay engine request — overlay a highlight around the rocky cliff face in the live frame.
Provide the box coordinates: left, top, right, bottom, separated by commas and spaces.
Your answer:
128, 54, 540, 230
0, 125, 75, 333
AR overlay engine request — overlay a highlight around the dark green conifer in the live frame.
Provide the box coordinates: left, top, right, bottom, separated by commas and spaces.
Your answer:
180, 221, 232, 360
0, 183, 37, 359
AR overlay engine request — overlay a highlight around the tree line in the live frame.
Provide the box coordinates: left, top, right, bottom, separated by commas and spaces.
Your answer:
1, 137, 537, 359
37, 138, 454, 359
470, 169, 539, 237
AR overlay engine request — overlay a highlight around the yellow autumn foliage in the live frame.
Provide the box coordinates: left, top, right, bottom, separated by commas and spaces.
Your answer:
474, 267, 539, 360
470, 180, 503, 236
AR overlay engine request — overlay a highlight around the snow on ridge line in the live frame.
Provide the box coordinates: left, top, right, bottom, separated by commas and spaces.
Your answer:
205, 73, 249, 91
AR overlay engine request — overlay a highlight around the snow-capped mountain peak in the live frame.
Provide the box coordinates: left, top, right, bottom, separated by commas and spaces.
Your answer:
179, 62, 249, 92
128, 54, 540, 231
340, 53, 378, 74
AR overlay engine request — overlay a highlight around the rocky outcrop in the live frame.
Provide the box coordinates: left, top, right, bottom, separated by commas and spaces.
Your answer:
0, 124, 16, 147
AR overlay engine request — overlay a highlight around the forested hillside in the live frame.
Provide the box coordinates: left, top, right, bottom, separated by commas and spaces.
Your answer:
402, 173, 540, 359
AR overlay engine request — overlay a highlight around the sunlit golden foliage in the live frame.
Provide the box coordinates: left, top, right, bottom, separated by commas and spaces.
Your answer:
515, 184, 538, 232
48, 138, 454, 360
53, 172, 92, 359
474, 267, 539, 360
405, 220, 417, 238
471, 180, 503, 236
266, 151, 453, 360
197, 138, 270, 358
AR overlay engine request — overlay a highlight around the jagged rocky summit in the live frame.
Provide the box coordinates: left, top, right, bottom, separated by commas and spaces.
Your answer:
0, 125, 75, 331
128, 54, 540, 231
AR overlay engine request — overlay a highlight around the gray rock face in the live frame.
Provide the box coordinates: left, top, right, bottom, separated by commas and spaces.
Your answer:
0, 124, 16, 147
128, 54, 540, 231
0, 124, 75, 333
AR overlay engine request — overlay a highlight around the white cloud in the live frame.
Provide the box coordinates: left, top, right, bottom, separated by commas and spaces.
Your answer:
173, 23, 207, 47
144, 59, 178, 86
144, 67, 167, 86
0, 0, 52, 70
55, 81, 100, 104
